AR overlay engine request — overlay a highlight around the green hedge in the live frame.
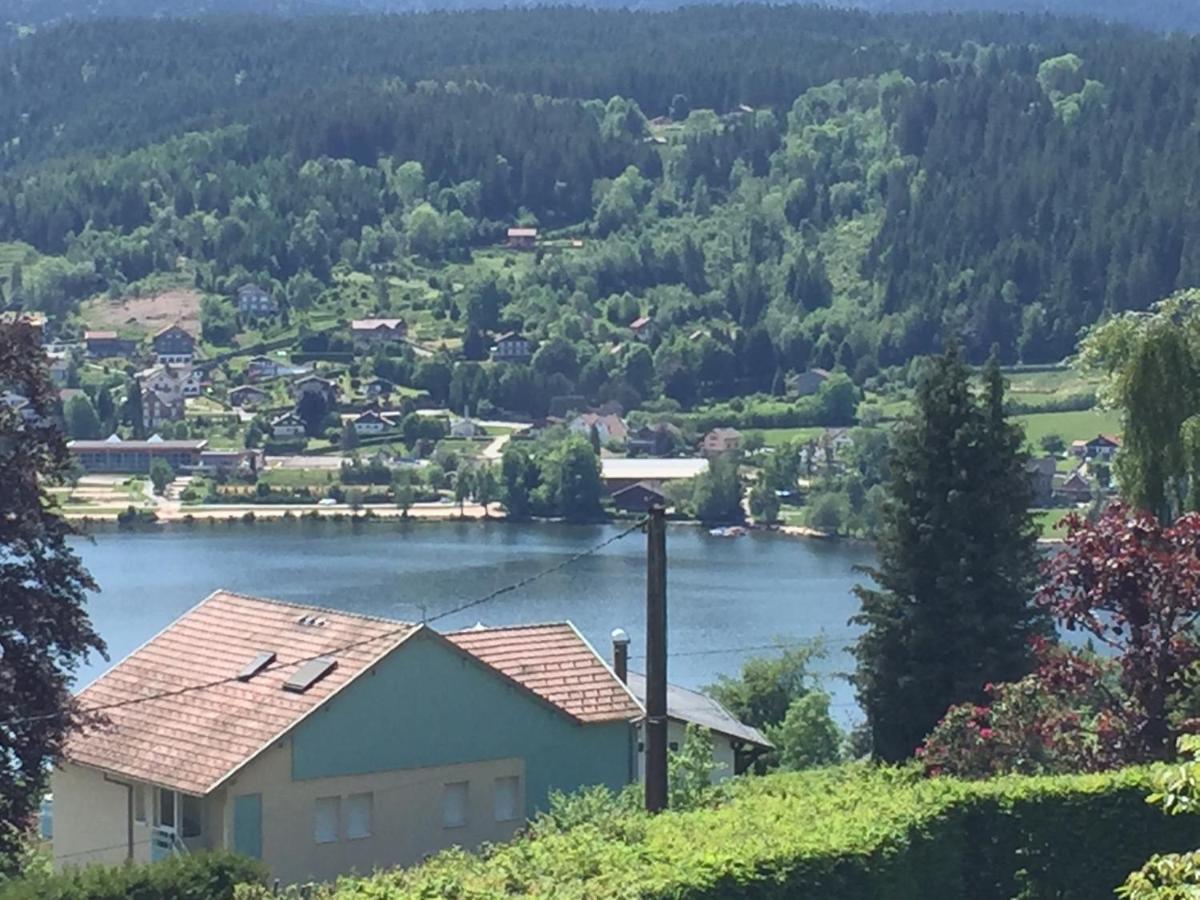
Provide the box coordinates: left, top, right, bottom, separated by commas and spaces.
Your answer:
0, 851, 265, 900
328, 766, 1200, 899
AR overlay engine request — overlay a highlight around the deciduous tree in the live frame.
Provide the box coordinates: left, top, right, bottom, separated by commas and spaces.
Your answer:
0, 322, 104, 871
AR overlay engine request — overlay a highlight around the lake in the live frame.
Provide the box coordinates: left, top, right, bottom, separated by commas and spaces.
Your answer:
71, 521, 876, 724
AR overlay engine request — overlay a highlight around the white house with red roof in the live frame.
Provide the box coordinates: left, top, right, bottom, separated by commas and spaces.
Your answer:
50, 593, 641, 884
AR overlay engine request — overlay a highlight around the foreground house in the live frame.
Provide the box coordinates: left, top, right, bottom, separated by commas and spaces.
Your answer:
611, 481, 667, 513
624, 673, 771, 780
600, 457, 709, 494
569, 412, 629, 447
505, 227, 538, 250
228, 385, 271, 409
53, 594, 641, 884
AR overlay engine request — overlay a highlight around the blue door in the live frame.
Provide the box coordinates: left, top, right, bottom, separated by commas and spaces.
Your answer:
233, 794, 263, 859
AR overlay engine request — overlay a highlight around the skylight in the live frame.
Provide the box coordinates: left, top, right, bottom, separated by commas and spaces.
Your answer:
237, 651, 276, 682
283, 657, 337, 693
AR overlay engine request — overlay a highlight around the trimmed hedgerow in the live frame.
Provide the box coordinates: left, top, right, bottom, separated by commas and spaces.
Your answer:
321, 765, 1200, 899
0, 850, 265, 900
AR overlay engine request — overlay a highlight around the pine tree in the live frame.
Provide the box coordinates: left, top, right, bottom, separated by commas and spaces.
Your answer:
852, 347, 1047, 761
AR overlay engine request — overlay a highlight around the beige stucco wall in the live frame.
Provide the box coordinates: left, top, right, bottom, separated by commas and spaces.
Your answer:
635, 720, 738, 783
214, 737, 526, 885
50, 763, 156, 868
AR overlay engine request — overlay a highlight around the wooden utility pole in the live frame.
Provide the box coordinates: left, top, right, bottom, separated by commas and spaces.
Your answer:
644, 504, 668, 813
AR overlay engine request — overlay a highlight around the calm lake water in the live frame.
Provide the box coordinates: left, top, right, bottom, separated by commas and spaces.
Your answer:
70, 522, 876, 724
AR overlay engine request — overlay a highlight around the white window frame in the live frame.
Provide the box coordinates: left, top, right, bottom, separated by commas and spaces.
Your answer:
314, 796, 340, 844
493, 776, 520, 823
345, 792, 373, 841
442, 781, 469, 829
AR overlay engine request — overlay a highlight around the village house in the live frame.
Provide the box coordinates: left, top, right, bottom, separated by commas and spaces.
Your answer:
1057, 471, 1095, 505
142, 386, 185, 430
611, 481, 667, 513
608, 632, 771, 781
1026, 457, 1058, 507
198, 448, 265, 476
491, 332, 534, 363
600, 457, 709, 494
152, 324, 196, 366
271, 413, 307, 440
450, 416, 484, 439
290, 375, 339, 404
351, 410, 388, 436
629, 316, 656, 343
228, 385, 271, 409
1073, 434, 1121, 462
822, 427, 855, 457
246, 356, 308, 383
627, 423, 680, 458
47, 353, 71, 386
505, 227, 538, 250
51, 593, 642, 884
68, 435, 208, 474
237, 284, 277, 316
84, 331, 137, 360
569, 412, 629, 447
791, 368, 831, 398
702, 427, 742, 457
364, 378, 394, 399
351, 319, 408, 349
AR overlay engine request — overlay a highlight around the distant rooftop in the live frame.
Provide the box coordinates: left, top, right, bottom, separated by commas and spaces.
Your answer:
601, 458, 709, 481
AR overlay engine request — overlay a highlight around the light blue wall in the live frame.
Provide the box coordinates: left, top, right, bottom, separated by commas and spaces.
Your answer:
233, 794, 262, 859
291, 633, 635, 813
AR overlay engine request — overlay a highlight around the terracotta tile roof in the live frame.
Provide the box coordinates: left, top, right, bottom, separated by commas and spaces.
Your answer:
446, 623, 642, 724
66, 591, 415, 795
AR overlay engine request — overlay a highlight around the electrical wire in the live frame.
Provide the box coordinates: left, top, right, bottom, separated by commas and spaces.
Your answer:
0, 518, 649, 730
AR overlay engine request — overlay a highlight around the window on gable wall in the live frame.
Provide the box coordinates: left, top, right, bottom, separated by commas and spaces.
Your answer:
314, 796, 340, 844
493, 776, 519, 823
442, 781, 468, 828
346, 793, 373, 840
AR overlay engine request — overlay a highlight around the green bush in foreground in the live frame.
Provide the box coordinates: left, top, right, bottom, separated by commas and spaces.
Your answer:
313, 765, 1200, 899
0, 851, 265, 900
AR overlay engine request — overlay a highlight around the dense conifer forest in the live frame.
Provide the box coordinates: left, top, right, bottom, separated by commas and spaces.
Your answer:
4, 4, 1200, 399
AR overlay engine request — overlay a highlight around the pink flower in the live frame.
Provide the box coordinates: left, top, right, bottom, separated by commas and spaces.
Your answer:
979, 728, 993, 740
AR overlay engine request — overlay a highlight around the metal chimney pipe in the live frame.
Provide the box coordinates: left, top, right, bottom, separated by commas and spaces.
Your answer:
611, 627, 630, 683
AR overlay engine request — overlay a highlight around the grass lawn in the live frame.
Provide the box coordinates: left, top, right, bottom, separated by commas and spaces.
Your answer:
261, 468, 338, 489
1032, 508, 1073, 540
0, 241, 38, 284
1014, 408, 1122, 452
751, 427, 826, 448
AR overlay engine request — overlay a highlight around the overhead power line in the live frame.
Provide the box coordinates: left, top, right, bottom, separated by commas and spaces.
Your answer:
0, 519, 648, 730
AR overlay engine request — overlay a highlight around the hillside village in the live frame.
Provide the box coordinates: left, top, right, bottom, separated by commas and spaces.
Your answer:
14, 273, 1122, 533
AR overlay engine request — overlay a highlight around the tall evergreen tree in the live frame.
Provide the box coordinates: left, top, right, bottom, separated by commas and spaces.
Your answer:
0, 322, 104, 871
852, 347, 1046, 761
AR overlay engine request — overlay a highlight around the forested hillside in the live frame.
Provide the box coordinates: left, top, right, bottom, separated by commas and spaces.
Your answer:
3, 5, 1200, 410
10, 0, 1200, 33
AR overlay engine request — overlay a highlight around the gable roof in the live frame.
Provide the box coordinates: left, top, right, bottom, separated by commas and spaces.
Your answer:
153, 323, 193, 341
1088, 433, 1122, 447
624, 672, 771, 749
446, 623, 642, 724
612, 481, 666, 500
65, 596, 641, 795
65, 591, 417, 795
351, 318, 406, 332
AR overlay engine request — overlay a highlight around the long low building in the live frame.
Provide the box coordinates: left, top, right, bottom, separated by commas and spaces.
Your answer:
600, 457, 709, 494
69, 436, 208, 473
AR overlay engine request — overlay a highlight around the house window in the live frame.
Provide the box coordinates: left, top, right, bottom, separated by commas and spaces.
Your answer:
314, 796, 340, 844
156, 788, 175, 829
181, 794, 203, 838
133, 785, 146, 824
493, 776, 519, 823
442, 781, 468, 829
346, 793, 373, 840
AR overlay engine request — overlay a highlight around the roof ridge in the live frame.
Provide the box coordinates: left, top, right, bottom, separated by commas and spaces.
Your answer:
211, 589, 413, 628
444, 620, 577, 635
